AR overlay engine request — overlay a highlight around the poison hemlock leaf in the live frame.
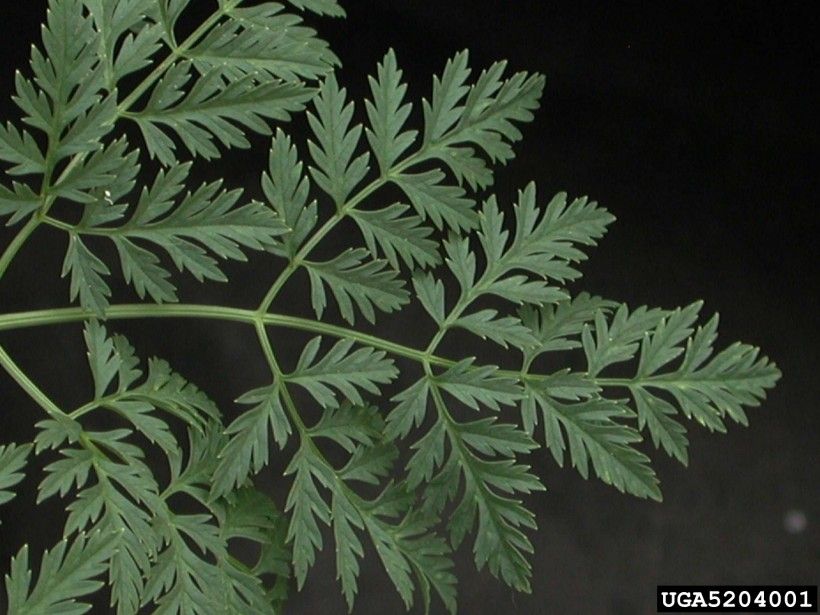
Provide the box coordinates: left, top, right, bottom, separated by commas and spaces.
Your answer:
454, 309, 537, 349
63, 162, 287, 316
263, 128, 318, 259
519, 292, 616, 355
404, 392, 544, 593
286, 0, 347, 18
82, 320, 220, 443
22, 321, 290, 615
394, 170, 476, 232
0, 443, 31, 509
628, 309, 779, 463
0, 2, 781, 615
365, 49, 417, 175
82, 0, 164, 86
0, 181, 40, 225
130, 62, 314, 165
435, 359, 521, 411
307, 74, 370, 208
582, 303, 669, 377
212, 384, 291, 499
283, 404, 455, 612
5, 530, 120, 615
306, 248, 410, 324
522, 389, 661, 500
186, 3, 339, 82
351, 203, 441, 270
289, 337, 399, 408
421, 50, 544, 190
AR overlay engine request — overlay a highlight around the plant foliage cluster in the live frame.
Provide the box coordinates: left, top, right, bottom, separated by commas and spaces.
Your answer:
0, 1, 780, 613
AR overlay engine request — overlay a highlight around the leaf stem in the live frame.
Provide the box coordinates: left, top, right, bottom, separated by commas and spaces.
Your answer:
0, 303, 446, 367
117, 1, 239, 114
0, 217, 40, 282
256, 151, 421, 314
0, 149, 89, 284
0, 343, 70, 420
256, 176, 385, 314
0, 2, 235, 285
0, 303, 647, 398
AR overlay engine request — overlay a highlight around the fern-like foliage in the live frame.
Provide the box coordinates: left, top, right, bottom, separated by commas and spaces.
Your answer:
15, 321, 291, 615
0, 2, 779, 615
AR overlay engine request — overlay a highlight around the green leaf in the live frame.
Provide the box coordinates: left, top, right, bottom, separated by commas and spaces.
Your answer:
52, 137, 139, 205
422, 51, 545, 189
464, 455, 543, 592
38, 447, 95, 502
394, 170, 477, 232
0, 122, 45, 175
306, 248, 410, 324
14, 0, 115, 162
61, 95, 120, 162
70, 166, 287, 308
410, 395, 543, 593
523, 386, 662, 501
211, 384, 291, 498
340, 442, 398, 486
519, 292, 616, 357
62, 233, 112, 317
351, 203, 440, 270
637, 302, 702, 377
0, 182, 40, 226
284, 446, 332, 588
62, 450, 158, 615
582, 303, 669, 376
361, 504, 456, 614
308, 402, 384, 452
365, 49, 418, 174
412, 272, 446, 325
142, 516, 225, 615
289, 337, 398, 408
132, 61, 313, 165
83, 0, 163, 85
0, 443, 31, 508
286, 0, 346, 17
435, 359, 522, 411
129, 435, 226, 612
217, 487, 291, 613
4, 530, 119, 615
386, 379, 431, 440
83, 319, 121, 399
631, 386, 690, 465
442, 234, 476, 296
307, 74, 370, 207
81, 321, 219, 445
146, 0, 191, 41
478, 184, 614, 298
187, 3, 338, 81
262, 129, 317, 259
458, 417, 539, 457
423, 50, 472, 146
453, 309, 537, 349
332, 491, 364, 610
625, 312, 781, 455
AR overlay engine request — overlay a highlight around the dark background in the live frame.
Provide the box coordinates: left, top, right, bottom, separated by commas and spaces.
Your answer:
1, 2, 818, 614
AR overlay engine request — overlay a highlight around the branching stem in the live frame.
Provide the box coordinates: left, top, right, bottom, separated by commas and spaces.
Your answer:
0, 218, 40, 282
0, 343, 71, 421
0, 2, 235, 285
0, 303, 650, 390
117, 1, 240, 114
256, 149, 423, 314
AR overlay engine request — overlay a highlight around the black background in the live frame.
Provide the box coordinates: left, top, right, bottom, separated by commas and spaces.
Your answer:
0, 2, 818, 614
